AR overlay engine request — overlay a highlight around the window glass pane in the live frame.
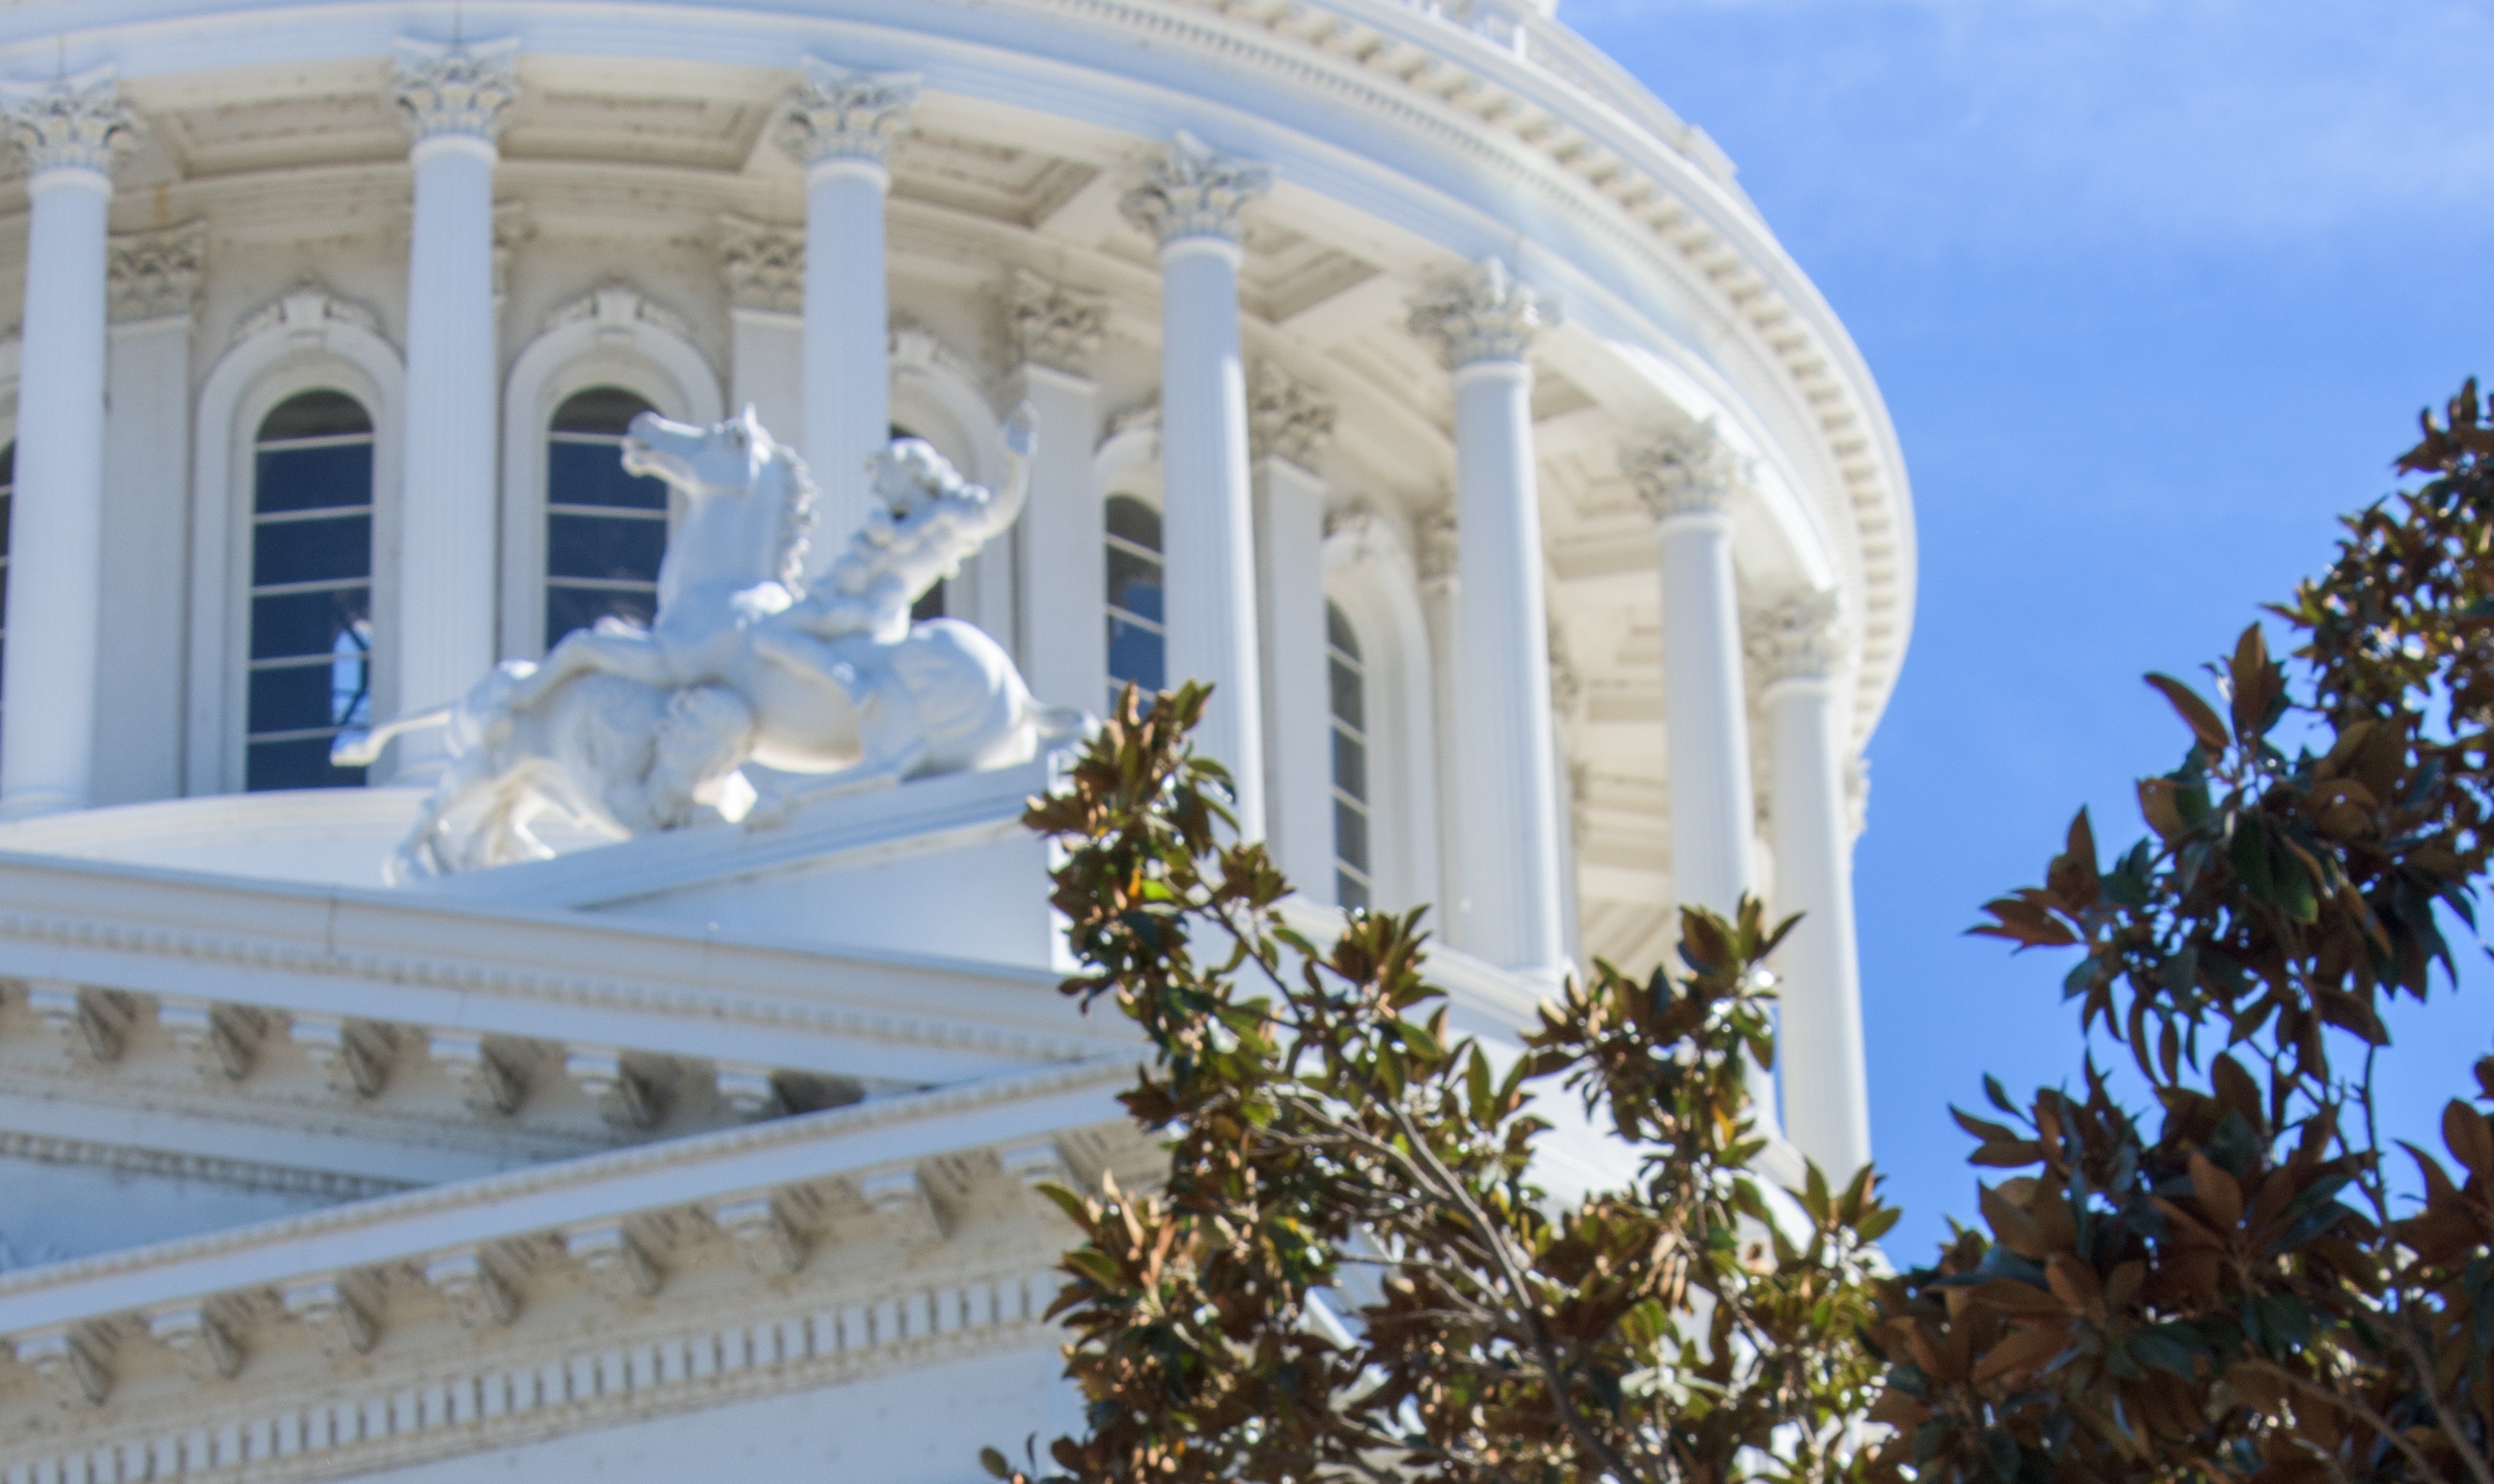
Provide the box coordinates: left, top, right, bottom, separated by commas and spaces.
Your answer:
1107, 615, 1165, 693
248, 393, 375, 792
546, 586, 656, 650
1331, 726, 1368, 803
547, 513, 666, 583
252, 512, 373, 587
547, 440, 668, 511
1326, 603, 1361, 660
1105, 495, 1161, 551
551, 386, 652, 436
254, 443, 375, 516
1106, 545, 1163, 623
1333, 796, 1370, 874
1335, 869, 1370, 913
248, 735, 365, 793
255, 390, 371, 441
1328, 654, 1366, 734
250, 586, 369, 662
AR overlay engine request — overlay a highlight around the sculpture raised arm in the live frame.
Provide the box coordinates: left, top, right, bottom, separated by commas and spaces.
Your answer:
797, 404, 1037, 641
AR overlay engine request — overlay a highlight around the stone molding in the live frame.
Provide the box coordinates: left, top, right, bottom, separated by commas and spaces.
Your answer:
718, 214, 804, 314
0, 858, 1125, 1073
1618, 421, 1749, 524
773, 59, 918, 171
0, 1268, 1059, 1483
1744, 590, 1846, 687
542, 280, 694, 343
390, 37, 519, 146
0, 1129, 409, 1205
0, 68, 139, 179
1247, 363, 1336, 472
1008, 268, 1107, 378
1407, 257, 1550, 369
1118, 130, 1272, 246
106, 222, 206, 324
231, 282, 384, 349
0, 1060, 1125, 1303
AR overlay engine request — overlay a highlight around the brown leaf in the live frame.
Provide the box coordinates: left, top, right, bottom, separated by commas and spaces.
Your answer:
1972, 1322, 2075, 1385
2443, 1099, 2494, 1182
1970, 1279, 2071, 1319
2146, 673, 2232, 753
2189, 1153, 2245, 1230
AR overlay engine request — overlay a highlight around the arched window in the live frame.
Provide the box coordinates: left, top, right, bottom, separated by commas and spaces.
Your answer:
246, 391, 374, 791
546, 386, 668, 649
1328, 602, 1373, 911
1105, 494, 1164, 709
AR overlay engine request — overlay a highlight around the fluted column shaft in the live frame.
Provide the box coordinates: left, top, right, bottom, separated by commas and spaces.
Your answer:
776, 63, 915, 557
1752, 596, 1869, 1175
1411, 260, 1565, 978
0, 73, 135, 816
1625, 429, 1758, 917
1123, 133, 1271, 837
393, 41, 516, 749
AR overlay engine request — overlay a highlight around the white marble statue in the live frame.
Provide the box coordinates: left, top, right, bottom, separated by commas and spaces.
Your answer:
336, 406, 1079, 879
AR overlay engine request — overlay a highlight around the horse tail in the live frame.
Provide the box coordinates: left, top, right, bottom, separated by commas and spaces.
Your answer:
1025, 701, 1091, 743
331, 706, 454, 768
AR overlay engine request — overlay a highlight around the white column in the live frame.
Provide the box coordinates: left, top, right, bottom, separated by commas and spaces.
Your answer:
0, 72, 137, 817
97, 223, 204, 807
1623, 425, 1773, 1126
1408, 259, 1566, 980
1248, 365, 1338, 899
719, 214, 806, 443
774, 61, 915, 557
1622, 426, 1759, 918
1414, 509, 1466, 935
1749, 593, 1870, 1176
1121, 132, 1273, 837
391, 40, 517, 746
1008, 269, 1109, 715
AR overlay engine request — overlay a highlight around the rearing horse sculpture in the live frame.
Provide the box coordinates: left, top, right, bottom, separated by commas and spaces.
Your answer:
342, 405, 1079, 876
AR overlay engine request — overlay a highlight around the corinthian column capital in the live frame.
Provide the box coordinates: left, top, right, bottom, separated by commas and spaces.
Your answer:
1744, 590, 1846, 687
1248, 363, 1337, 471
774, 59, 917, 173
0, 69, 140, 179
1009, 268, 1108, 378
1406, 257, 1552, 369
1619, 421, 1749, 524
1120, 131, 1272, 247
391, 38, 520, 148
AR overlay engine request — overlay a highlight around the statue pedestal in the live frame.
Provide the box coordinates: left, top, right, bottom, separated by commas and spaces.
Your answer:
408, 748, 1074, 970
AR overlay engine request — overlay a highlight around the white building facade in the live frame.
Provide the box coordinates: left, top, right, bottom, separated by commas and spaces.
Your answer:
0, 1, 1914, 1478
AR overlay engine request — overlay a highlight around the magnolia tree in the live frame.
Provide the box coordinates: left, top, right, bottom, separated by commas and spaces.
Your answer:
993, 383, 2494, 1484
1001, 683, 1894, 1484
1870, 386, 2494, 1484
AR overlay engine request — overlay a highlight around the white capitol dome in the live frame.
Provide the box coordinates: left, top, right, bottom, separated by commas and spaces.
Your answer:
0, 1, 1913, 1478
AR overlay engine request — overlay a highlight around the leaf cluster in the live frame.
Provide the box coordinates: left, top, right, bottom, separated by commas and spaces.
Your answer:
1000, 684, 1896, 1484
1881, 382, 2494, 1484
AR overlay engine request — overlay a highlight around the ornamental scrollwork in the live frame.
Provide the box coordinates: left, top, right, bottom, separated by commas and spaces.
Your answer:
1407, 257, 1552, 369
390, 38, 520, 147
1618, 420, 1749, 523
1119, 131, 1273, 247
0, 69, 140, 178
774, 60, 917, 171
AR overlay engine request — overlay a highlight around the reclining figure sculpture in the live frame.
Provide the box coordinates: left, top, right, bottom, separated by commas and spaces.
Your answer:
336, 405, 1079, 881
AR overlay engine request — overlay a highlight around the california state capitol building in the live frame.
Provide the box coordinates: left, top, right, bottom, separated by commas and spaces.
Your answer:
0, 0, 1914, 1478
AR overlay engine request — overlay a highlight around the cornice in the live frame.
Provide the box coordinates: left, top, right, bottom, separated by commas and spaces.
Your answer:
0, 1058, 1126, 1307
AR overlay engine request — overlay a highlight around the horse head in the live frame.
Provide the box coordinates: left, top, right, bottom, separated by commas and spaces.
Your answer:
624, 407, 815, 607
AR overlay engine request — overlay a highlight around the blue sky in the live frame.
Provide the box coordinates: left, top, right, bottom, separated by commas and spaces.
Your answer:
1565, 0, 2494, 1258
